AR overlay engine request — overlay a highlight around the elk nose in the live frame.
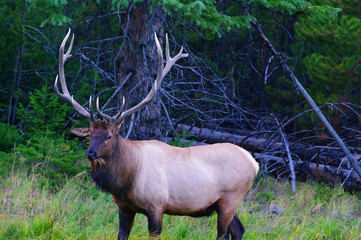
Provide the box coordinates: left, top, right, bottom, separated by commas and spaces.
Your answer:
86, 149, 98, 161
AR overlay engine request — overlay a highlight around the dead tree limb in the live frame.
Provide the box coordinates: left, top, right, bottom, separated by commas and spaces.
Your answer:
251, 21, 361, 179
177, 124, 282, 150
176, 124, 349, 167
273, 115, 296, 192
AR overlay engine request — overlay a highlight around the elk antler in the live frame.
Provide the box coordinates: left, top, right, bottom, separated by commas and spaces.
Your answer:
96, 33, 188, 125
54, 28, 95, 122
96, 96, 125, 124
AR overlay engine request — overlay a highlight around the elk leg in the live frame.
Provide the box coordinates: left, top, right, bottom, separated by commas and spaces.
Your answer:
147, 211, 163, 237
216, 198, 238, 240
229, 214, 245, 240
217, 224, 231, 240
117, 207, 135, 240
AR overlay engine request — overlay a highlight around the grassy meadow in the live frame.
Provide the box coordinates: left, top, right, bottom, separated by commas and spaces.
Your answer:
1, 168, 361, 240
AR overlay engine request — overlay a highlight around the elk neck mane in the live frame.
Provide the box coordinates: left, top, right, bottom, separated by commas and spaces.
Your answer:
90, 131, 140, 201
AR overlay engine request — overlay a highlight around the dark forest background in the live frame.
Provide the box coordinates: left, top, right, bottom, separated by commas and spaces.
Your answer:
0, 0, 360, 190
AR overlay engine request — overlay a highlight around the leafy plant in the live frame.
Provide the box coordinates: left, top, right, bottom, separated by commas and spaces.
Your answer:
111, 0, 254, 36
17, 85, 72, 138
168, 126, 195, 148
0, 122, 24, 152
27, 0, 72, 27
0, 134, 88, 189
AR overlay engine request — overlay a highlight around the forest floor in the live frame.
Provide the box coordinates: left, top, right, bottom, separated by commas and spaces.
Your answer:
1, 169, 361, 240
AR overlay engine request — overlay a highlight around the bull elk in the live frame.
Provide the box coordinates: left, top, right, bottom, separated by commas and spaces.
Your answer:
54, 29, 259, 240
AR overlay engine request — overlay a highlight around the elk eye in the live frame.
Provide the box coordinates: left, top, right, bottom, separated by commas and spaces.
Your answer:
107, 135, 112, 140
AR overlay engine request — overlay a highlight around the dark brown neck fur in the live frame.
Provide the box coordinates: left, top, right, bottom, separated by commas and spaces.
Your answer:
90, 135, 140, 201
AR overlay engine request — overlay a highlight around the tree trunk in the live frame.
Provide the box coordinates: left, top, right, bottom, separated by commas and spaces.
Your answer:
119, 1, 166, 140
176, 124, 350, 167
177, 124, 283, 150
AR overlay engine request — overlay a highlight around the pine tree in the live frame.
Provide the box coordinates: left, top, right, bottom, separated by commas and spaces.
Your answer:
294, 0, 361, 105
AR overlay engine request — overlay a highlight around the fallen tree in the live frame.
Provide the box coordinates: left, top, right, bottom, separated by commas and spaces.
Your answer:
176, 124, 282, 150
176, 124, 349, 168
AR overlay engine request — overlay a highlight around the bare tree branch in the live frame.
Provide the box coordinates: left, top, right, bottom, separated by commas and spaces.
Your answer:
251, 20, 361, 179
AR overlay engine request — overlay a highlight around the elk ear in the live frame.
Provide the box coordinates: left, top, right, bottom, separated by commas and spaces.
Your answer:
71, 127, 90, 137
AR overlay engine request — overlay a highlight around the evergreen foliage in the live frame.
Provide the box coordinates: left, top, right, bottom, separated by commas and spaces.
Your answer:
155, 0, 255, 35
27, 0, 72, 27
250, 0, 310, 14
0, 135, 87, 188
0, 122, 24, 152
17, 85, 72, 137
294, 1, 360, 105
168, 126, 195, 148
288, 0, 361, 134
111, 0, 255, 36
5, 85, 88, 187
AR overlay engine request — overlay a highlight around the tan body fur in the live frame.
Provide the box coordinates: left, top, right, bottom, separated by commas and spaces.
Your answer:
128, 140, 258, 216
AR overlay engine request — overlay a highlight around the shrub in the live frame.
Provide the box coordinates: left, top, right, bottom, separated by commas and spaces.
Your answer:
0, 122, 24, 152
0, 134, 88, 189
17, 85, 72, 137
168, 126, 195, 148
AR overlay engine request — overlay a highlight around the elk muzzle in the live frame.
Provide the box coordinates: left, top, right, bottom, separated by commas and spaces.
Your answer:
86, 149, 99, 161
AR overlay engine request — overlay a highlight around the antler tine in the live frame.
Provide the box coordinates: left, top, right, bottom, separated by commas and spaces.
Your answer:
161, 34, 188, 80
155, 33, 164, 91
58, 28, 73, 96
96, 96, 126, 125
112, 32, 188, 124
119, 96, 126, 113
64, 31, 74, 59
96, 97, 112, 123
89, 96, 95, 122
54, 28, 93, 122
166, 34, 171, 62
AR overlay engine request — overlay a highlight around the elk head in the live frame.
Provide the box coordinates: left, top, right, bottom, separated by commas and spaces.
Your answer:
54, 29, 188, 162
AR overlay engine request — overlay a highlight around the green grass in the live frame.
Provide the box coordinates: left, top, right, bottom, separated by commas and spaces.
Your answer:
1, 169, 361, 240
